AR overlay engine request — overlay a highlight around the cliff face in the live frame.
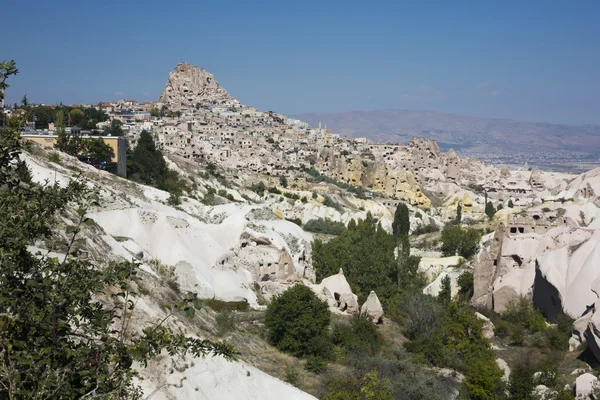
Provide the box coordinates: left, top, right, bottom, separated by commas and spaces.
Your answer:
160, 62, 239, 107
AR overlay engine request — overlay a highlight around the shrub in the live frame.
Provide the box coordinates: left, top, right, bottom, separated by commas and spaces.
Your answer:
457, 271, 474, 301
509, 364, 535, 400
304, 218, 346, 235
200, 299, 249, 312
265, 285, 331, 357
332, 314, 382, 355
323, 195, 342, 211
286, 217, 302, 226
215, 311, 236, 336
284, 364, 299, 386
304, 355, 328, 374
312, 192, 318, 199
48, 151, 61, 163
249, 181, 266, 195
441, 226, 482, 258
267, 186, 281, 194
279, 175, 288, 188
412, 222, 440, 235
167, 192, 181, 206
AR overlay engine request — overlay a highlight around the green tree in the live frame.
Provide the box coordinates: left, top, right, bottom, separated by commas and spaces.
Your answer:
20, 93, 27, 106
323, 370, 393, 400
508, 199, 514, 208
438, 275, 452, 305
509, 364, 535, 400
129, 130, 167, 184
0, 60, 19, 111
84, 137, 115, 163
264, 284, 331, 357
150, 108, 161, 118
457, 271, 474, 301
392, 203, 409, 237
54, 110, 84, 156
0, 128, 235, 398
68, 108, 85, 127
441, 226, 482, 258
313, 213, 398, 302
104, 119, 124, 136
397, 235, 424, 294
279, 175, 288, 188
456, 203, 462, 223
485, 201, 496, 218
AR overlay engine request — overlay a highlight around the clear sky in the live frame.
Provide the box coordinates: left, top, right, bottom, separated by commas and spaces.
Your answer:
3, 0, 599, 124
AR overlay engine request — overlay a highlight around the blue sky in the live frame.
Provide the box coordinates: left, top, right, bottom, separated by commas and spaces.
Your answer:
3, 0, 599, 124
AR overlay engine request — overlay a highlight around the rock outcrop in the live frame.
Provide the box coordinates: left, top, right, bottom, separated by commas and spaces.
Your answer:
576, 373, 599, 400
314, 269, 359, 314
361, 291, 384, 324
160, 62, 240, 107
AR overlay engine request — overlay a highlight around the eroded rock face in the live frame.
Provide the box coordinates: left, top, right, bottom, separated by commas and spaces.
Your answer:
576, 373, 599, 400
313, 269, 359, 314
361, 291, 384, 324
160, 62, 239, 107
475, 312, 495, 339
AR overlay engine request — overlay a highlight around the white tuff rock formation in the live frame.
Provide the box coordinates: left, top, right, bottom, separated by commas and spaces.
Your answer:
361, 291, 384, 324
160, 62, 240, 107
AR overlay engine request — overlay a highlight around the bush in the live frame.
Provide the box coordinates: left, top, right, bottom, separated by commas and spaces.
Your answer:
412, 222, 439, 235
167, 192, 181, 206
215, 311, 236, 336
265, 285, 331, 357
441, 226, 482, 258
304, 355, 328, 374
200, 299, 249, 312
509, 364, 535, 400
48, 151, 60, 163
323, 195, 342, 211
267, 186, 281, 195
312, 192, 318, 199
249, 181, 266, 195
286, 217, 302, 226
284, 364, 299, 386
304, 218, 346, 235
457, 271, 474, 301
332, 314, 382, 355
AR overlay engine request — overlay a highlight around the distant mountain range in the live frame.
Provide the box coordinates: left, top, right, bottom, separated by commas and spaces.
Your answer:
291, 109, 600, 155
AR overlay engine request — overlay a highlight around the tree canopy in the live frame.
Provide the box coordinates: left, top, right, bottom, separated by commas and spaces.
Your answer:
392, 203, 410, 237
264, 284, 331, 358
313, 213, 398, 303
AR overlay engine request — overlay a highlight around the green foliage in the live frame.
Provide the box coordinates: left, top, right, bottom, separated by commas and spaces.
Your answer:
509, 364, 535, 400
403, 300, 504, 399
457, 271, 474, 301
167, 192, 181, 206
441, 225, 482, 258
284, 364, 299, 386
456, 203, 462, 223
206, 162, 218, 176
215, 312, 236, 336
267, 186, 281, 195
249, 181, 266, 196
304, 218, 346, 235
323, 370, 393, 400
323, 195, 342, 211
264, 285, 331, 358
104, 119, 124, 136
198, 299, 249, 312
392, 203, 409, 237
396, 235, 425, 294
304, 355, 328, 374
485, 201, 496, 218
47, 151, 60, 163
286, 217, 302, 226
312, 191, 318, 199
508, 199, 514, 208
496, 298, 573, 350
83, 137, 115, 163
127, 131, 190, 197
412, 222, 440, 235
313, 214, 398, 303
438, 275, 452, 304
332, 314, 382, 355
0, 129, 235, 398
279, 175, 288, 188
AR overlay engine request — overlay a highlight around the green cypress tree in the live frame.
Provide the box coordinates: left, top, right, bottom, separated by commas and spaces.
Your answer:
438, 275, 452, 305
508, 199, 514, 208
485, 201, 496, 218
456, 203, 462, 223
392, 203, 410, 237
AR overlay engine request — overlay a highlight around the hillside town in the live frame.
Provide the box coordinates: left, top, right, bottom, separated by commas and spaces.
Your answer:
5, 61, 600, 400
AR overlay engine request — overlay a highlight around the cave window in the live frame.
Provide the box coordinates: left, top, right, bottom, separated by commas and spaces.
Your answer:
518, 227, 524, 233
510, 227, 517, 234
